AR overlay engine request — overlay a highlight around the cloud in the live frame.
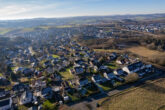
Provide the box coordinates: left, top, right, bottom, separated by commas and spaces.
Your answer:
0, 0, 164, 20
0, 3, 61, 19
0, 5, 29, 16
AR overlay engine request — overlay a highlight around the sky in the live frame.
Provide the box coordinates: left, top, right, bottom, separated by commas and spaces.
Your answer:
0, 0, 165, 20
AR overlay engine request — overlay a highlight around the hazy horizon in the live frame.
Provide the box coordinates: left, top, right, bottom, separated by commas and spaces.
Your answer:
0, 0, 165, 20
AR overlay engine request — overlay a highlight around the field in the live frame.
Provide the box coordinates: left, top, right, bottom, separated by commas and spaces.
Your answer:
127, 46, 165, 58
0, 28, 12, 35
99, 77, 165, 110
94, 49, 123, 53
94, 46, 165, 60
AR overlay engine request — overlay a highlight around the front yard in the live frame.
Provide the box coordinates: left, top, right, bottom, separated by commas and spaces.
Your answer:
98, 81, 113, 91
60, 67, 74, 80
52, 54, 60, 58
106, 61, 119, 70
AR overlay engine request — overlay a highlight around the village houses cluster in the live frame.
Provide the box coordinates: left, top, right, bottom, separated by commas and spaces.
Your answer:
0, 36, 159, 110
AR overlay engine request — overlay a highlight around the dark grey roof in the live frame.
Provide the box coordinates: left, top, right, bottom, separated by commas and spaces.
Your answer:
0, 98, 10, 107
127, 61, 143, 71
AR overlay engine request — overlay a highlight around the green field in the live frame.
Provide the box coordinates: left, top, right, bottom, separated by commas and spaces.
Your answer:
0, 28, 12, 35
52, 54, 60, 58
106, 61, 119, 70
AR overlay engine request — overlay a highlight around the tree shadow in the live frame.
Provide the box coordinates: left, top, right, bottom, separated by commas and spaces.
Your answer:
157, 105, 165, 110
139, 81, 165, 94
66, 93, 108, 106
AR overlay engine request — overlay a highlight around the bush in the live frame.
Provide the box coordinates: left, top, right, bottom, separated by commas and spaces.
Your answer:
17, 105, 28, 110
125, 73, 139, 83
42, 100, 57, 110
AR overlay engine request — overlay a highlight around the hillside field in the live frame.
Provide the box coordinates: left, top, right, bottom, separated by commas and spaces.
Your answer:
99, 77, 165, 110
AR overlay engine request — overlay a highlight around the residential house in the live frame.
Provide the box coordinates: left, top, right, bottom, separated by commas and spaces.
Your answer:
69, 69, 75, 75
46, 66, 55, 74
0, 98, 12, 110
0, 77, 10, 86
93, 66, 98, 72
89, 59, 100, 67
31, 80, 46, 89
43, 61, 51, 68
12, 83, 28, 93
35, 71, 43, 78
63, 96, 70, 102
116, 59, 125, 65
31, 62, 38, 68
19, 91, 33, 105
99, 65, 109, 72
52, 86, 61, 92
114, 69, 125, 76
77, 78, 89, 87
122, 61, 144, 74
104, 72, 116, 80
41, 87, 53, 99
52, 58, 59, 65
62, 81, 70, 91
0, 89, 10, 98
74, 66, 84, 75
109, 52, 117, 60
62, 60, 70, 67
92, 75, 107, 83
23, 68, 33, 76
54, 64, 62, 72
14, 67, 24, 74
74, 59, 85, 65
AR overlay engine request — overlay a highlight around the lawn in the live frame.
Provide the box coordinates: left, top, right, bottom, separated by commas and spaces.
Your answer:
98, 84, 112, 91
56, 25, 73, 28
0, 73, 3, 77
99, 77, 165, 110
94, 49, 123, 53
20, 77, 29, 83
60, 67, 74, 80
52, 54, 60, 58
67, 93, 80, 102
0, 28, 11, 35
85, 83, 100, 95
22, 28, 34, 32
11, 67, 17, 72
42, 100, 57, 110
38, 26, 51, 30
106, 61, 119, 70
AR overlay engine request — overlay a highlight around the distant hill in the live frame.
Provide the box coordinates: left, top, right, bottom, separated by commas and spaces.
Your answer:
0, 13, 165, 28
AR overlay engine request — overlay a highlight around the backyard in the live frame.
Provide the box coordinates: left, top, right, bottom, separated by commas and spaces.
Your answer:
60, 67, 74, 80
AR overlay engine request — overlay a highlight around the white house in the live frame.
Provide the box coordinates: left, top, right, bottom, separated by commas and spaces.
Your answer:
122, 62, 144, 74
116, 59, 124, 65
63, 96, 70, 102
91, 75, 102, 83
114, 69, 124, 76
104, 72, 116, 80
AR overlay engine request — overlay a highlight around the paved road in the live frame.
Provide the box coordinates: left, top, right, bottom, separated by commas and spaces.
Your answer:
67, 71, 165, 110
